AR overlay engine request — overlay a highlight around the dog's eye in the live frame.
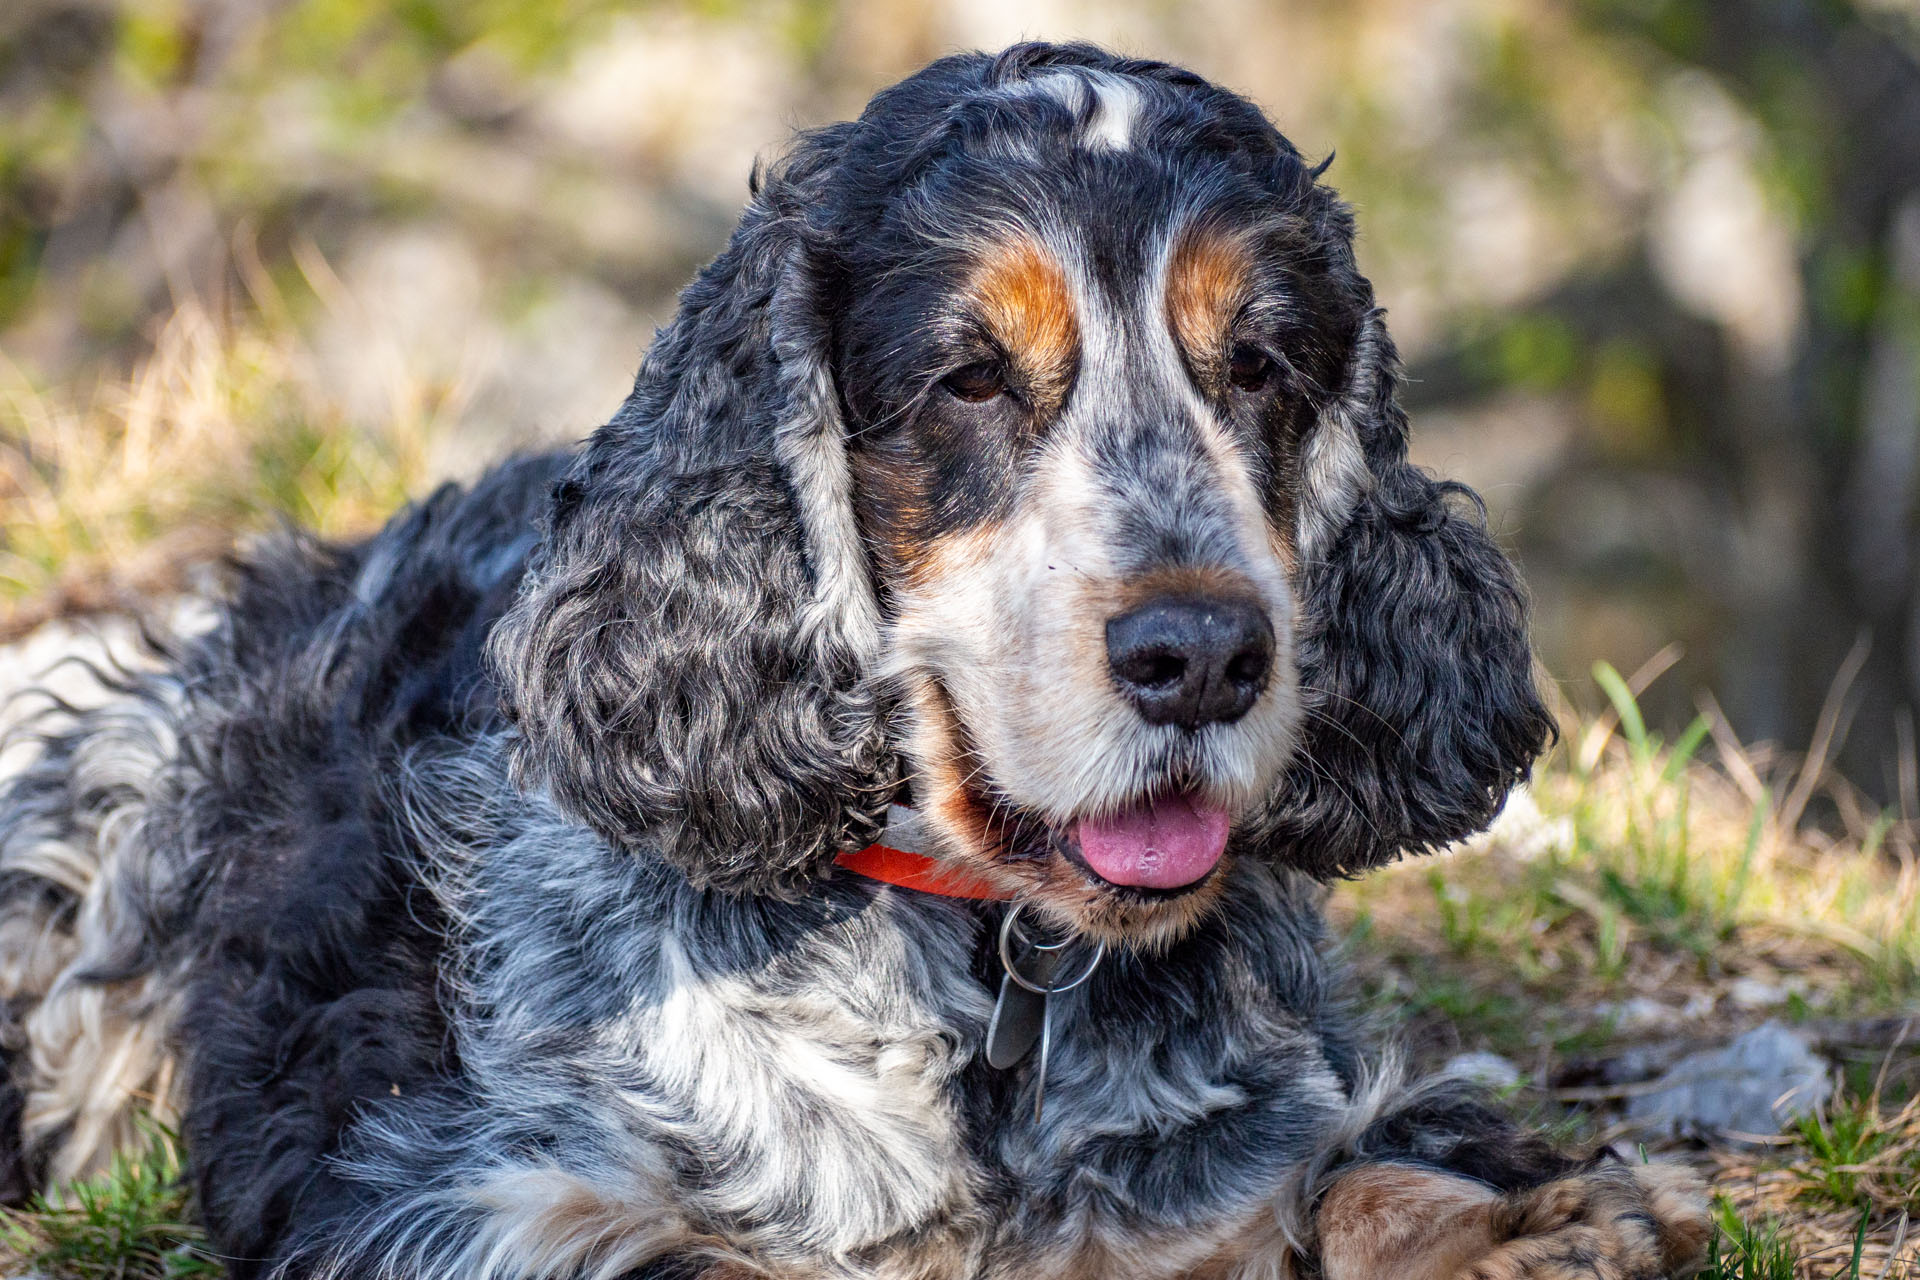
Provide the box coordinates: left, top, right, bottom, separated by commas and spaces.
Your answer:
1228, 344, 1275, 392
941, 361, 1007, 404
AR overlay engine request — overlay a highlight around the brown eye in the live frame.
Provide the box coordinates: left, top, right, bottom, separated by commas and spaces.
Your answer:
941, 361, 1006, 403
1228, 344, 1274, 392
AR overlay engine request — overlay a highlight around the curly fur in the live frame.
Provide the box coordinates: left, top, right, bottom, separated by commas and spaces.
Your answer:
0, 41, 1700, 1280
488, 127, 897, 892
490, 455, 895, 893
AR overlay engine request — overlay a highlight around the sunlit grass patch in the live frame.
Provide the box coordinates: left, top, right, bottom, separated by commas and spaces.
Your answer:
1706, 1198, 1802, 1280
1335, 654, 1920, 1067
1561, 660, 1763, 964
1787, 1090, 1920, 1216
1711, 1079, 1920, 1277
0, 281, 457, 639
0, 1122, 217, 1280
1561, 658, 1920, 996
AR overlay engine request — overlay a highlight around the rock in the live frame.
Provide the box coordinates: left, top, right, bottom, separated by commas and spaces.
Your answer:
1625, 1021, 1831, 1139
1599, 1044, 1672, 1086
1596, 996, 1676, 1031
1443, 1051, 1523, 1091
1727, 977, 1790, 1010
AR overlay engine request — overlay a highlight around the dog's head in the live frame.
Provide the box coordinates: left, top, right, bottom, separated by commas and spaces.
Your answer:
490, 43, 1553, 946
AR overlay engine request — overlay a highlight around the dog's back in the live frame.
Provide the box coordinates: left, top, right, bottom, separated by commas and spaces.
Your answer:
0, 451, 566, 1214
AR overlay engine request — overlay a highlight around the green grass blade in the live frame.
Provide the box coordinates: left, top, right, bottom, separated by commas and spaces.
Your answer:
1593, 661, 1649, 757
1661, 714, 1711, 782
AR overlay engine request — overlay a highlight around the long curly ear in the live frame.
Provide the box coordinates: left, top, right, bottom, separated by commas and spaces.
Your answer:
1256, 306, 1555, 877
487, 124, 897, 894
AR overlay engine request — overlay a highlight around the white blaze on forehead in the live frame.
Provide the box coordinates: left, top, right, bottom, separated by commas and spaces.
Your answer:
1081, 73, 1143, 151
1020, 70, 1143, 153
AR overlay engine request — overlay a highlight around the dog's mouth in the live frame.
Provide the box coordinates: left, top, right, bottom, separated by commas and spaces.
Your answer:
962, 776, 1232, 901
913, 676, 1238, 921
1064, 791, 1230, 891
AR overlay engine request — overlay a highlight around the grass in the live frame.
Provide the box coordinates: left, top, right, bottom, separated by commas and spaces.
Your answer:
1692, 1078, 1920, 1276
1787, 1090, 1920, 1215
0, 267, 458, 639
1333, 654, 1920, 1276
0, 1123, 215, 1280
1336, 658, 1920, 1068
1708, 1199, 1802, 1280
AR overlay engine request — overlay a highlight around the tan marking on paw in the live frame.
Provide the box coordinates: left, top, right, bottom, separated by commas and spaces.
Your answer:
1317, 1164, 1502, 1280
1316, 1162, 1710, 1280
1467, 1163, 1712, 1280
1635, 1163, 1714, 1274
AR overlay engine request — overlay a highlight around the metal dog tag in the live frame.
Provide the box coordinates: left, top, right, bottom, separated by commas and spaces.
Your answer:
984, 906, 1105, 1121
985, 955, 1058, 1069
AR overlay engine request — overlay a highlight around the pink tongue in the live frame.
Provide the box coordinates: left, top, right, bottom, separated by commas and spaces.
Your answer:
1074, 793, 1231, 889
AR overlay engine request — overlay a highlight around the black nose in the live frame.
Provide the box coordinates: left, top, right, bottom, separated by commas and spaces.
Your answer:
1105, 595, 1275, 730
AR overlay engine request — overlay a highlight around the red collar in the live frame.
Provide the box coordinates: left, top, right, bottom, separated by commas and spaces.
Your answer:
834, 806, 1014, 901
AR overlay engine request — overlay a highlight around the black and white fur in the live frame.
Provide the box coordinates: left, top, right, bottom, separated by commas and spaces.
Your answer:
0, 44, 1705, 1280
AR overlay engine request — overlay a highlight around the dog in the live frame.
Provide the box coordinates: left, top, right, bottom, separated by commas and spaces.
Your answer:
0, 42, 1710, 1280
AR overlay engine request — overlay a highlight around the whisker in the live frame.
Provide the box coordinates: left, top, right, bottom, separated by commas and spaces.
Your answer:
1299, 685, 1406, 746
1301, 706, 1380, 757
1294, 751, 1383, 844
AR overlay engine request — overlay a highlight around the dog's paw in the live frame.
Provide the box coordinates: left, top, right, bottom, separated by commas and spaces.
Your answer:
1461, 1163, 1712, 1280
1316, 1161, 1710, 1280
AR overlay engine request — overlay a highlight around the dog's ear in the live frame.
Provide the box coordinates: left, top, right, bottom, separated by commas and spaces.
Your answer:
1255, 301, 1555, 877
487, 124, 897, 895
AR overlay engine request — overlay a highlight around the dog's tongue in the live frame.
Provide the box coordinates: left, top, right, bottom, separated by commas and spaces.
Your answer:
1074, 793, 1231, 889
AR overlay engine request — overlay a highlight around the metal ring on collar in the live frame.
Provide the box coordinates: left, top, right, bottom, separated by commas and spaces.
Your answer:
1007, 913, 1076, 954
997, 903, 1105, 996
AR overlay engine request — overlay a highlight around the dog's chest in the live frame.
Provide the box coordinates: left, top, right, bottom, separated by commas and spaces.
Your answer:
620, 890, 1341, 1275
475, 850, 1343, 1278
501, 878, 1020, 1275
622, 922, 990, 1264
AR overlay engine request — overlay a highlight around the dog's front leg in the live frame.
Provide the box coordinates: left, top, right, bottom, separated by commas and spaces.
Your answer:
1312, 1160, 1711, 1280
1189, 1087, 1713, 1280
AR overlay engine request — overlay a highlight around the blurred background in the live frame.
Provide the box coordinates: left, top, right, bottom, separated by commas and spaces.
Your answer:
2, 0, 1919, 801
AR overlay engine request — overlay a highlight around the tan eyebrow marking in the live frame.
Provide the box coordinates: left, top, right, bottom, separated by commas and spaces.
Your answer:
1165, 227, 1254, 377
968, 237, 1079, 411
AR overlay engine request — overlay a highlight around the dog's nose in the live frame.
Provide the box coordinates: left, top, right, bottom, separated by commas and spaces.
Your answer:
1105, 595, 1274, 730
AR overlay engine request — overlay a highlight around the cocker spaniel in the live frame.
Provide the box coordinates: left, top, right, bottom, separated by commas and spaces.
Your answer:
0, 42, 1710, 1280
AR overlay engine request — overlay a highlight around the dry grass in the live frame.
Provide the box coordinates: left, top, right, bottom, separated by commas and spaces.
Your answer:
1711, 1090, 1920, 1278
0, 256, 467, 640
1336, 653, 1920, 1067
